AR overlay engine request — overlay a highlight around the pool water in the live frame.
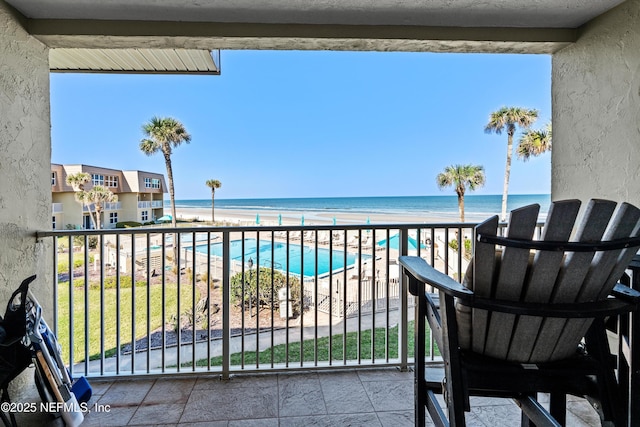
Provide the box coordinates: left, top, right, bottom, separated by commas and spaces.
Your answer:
193, 238, 369, 277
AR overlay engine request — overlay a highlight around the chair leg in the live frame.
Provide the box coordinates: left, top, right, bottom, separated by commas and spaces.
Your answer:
549, 393, 566, 426
440, 294, 467, 427
586, 321, 624, 426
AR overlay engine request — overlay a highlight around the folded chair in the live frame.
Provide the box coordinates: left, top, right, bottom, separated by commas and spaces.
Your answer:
400, 199, 640, 427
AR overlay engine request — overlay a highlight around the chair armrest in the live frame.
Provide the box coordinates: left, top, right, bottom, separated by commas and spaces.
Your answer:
399, 256, 473, 299
612, 283, 640, 303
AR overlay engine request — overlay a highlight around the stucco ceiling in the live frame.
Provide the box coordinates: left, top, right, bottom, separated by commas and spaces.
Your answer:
4, 0, 628, 73
5, 0, 626, 28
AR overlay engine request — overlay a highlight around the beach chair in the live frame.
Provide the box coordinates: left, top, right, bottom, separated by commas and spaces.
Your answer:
399, 199, 640, 427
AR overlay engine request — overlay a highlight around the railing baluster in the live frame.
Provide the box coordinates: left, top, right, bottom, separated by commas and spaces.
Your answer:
67, 235, 74, 378
83, 234, 89, 376
99, 234, 105, 376
299, 231, 304, 367
146, 232, 152, 374
115, 234, 121, 375
206, 231, 212, 371
131, 233, 136, 374
256, 231, 261, 369
191, 230, 196, 371
285, 232, 290, 367
161, 232, 166, 372
270, 231, 275, 369
399, 228, 409, 371
222, 230, 231, 380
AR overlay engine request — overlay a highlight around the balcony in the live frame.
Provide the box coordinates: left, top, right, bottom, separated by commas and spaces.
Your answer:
82, 202, 122, 212
33, 222, 607, 426
137, 200, 164, 209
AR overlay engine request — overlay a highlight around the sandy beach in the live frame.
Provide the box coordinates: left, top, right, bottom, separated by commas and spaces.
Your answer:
174, 206, 466, 226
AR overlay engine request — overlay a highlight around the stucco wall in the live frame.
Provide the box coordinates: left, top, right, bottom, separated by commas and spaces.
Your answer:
0, 1, 51, 393
552, 0, 640, 206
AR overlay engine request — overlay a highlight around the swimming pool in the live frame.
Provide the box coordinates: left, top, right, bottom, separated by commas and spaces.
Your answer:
192, 239, 369, 277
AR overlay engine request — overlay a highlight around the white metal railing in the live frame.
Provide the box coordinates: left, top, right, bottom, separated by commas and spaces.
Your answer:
52, 203, 63, 214
138, 201, 164, 209
83, 202, 122, 212
38, 222, 485, 379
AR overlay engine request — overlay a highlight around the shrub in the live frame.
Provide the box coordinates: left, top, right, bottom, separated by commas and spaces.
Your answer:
448, 238, 473, 260
116, 221, 142, 229
230, 268, 302, 316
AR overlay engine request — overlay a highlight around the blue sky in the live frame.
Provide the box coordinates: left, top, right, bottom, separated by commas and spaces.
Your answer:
51, 50, 551, 200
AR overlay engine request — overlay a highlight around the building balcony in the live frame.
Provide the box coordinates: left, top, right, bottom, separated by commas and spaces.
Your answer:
82, 202, 122, 212
138, 200, 164, 209
32, 222, 608, 426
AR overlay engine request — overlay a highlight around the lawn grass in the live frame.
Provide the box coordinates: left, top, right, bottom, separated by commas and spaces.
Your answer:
56, 282, 197, 363
189, 320, 437, 367
56, 252, 94, 273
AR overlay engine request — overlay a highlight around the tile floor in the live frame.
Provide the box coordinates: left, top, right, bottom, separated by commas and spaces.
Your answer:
14, 367, 602, 426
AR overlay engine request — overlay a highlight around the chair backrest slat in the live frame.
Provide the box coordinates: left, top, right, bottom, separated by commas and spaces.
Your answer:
470, 215, 499, 353
483, 204, 540, 359
506, 199, 581, 361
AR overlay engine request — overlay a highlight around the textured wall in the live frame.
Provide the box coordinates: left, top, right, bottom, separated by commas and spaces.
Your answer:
552, 0, 640, 205
0, 1, 52, 339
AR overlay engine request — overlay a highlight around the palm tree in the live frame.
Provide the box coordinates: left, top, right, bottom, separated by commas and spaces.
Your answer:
518, 123, 552, 161
86, 185, 118, 230
436, 164, 486, 222
140, 116, 191, 229
205, 179, 222, 223
485, 107, 539, 221
65, 172, 97, 229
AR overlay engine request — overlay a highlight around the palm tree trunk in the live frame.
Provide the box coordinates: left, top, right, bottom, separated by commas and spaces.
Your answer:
211, 190, 215, 223
163, 150, 178, 268
85, 205, 97, 230
458, 192, 465, 223
95, 206, 102, 230
164, 152, 177, 229
501, 133, 514, 221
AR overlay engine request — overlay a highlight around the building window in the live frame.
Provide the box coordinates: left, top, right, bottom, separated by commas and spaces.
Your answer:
51, 172, 56, 186
105, 175, 118, 187
52, 216, 56, 230
92, 174, 104, 186
109, 212, 118, 224
145, 177, 161, 189
141, 210, 148, 222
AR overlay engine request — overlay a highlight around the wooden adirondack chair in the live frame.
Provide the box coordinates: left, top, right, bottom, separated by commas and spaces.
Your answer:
400, 199, 640, 427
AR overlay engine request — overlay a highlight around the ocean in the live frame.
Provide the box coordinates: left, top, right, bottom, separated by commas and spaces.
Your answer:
170, 194, 551, 222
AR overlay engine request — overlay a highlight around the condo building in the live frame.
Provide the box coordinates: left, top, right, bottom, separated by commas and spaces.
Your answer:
51, 164, 167, 229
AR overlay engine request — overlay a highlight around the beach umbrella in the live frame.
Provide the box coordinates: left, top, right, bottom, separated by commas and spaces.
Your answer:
278, 214, 282, 226
376, 233, 425, 251
256, 214, 260, 225
332, 216, 337, 225
157, 215, 172, 223
301, 215, 305, 226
